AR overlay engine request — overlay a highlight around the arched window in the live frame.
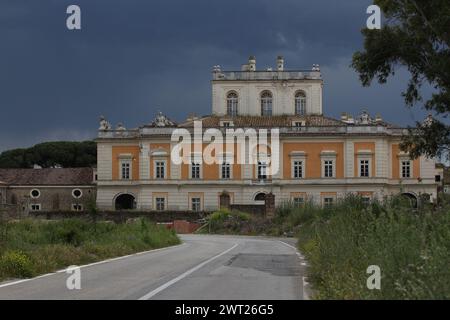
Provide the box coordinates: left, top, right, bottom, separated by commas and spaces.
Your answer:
295, 91, 306, 115
226, 92, 238, 116
261, 91, 273, 116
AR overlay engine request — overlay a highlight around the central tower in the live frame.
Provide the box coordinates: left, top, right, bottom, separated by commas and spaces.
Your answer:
211, 56, 323, 117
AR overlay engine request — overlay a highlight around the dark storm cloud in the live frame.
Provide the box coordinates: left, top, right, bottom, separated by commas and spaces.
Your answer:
0, 0, 433, 151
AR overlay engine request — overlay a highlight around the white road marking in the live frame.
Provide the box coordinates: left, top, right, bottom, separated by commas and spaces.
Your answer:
302, 276, 310, 300
278, 241, 306, 259
139, 243, 239, 300
278, 240, 298, 251
278, 240, 311, 300
0, 243, 187, 289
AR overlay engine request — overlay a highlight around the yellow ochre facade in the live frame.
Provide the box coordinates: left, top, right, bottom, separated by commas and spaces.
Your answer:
96, 56, 441, 211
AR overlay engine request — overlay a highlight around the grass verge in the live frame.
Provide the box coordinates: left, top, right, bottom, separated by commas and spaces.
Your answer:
199, 194, 450, 299
296, 195, 450, 299
0, 218, 180, 282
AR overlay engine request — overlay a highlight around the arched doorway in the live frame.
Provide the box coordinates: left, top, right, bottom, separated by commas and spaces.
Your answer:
401, 193, 418, 209
115, 194, 136, 210
254, 193, 266, 201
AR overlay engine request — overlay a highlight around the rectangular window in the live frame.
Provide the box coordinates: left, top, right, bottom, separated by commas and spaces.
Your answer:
293, 161, 303, 179
155, 161, 166, 179
71, 204, 83, 211
295, 99, 306, 116
323, 197, 334, 208
121, 161, 131, 180
261, 105, 272, 116
401, 161, 411, 178
362, 197, 371, 206
293, 197, 304, 207
191, 197, 201, 212
155, 197, 165, 211
30, 204, 41, 211
221, 162, 231, 179
324, 160, 334, 178
191, 162, 200, 179
257, 161, 267, 180
360, 160, 369, 177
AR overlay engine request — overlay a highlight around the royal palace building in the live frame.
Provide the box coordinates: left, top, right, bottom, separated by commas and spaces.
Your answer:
96, 56, 442, 211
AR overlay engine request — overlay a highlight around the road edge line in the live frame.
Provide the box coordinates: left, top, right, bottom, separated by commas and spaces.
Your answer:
278, 240, 311, 301
0, 242, 187, 289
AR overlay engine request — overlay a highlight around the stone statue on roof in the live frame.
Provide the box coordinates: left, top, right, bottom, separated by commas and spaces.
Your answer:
116, 122, 126, 131
358, 110, 372, 125
99, 116, 111, 130
154, 112, 174, 127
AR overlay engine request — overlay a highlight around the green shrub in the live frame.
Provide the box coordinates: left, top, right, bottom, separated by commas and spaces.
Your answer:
206, 209, 252, 233
0, 251, 34, 278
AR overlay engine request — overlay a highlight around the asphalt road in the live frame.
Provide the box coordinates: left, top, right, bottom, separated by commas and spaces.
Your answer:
0, 234, 308, 300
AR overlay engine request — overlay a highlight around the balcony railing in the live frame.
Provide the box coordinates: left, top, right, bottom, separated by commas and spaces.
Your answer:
97, 130, 140, 139
212, 70, 322, 81
98, 126, 409, 138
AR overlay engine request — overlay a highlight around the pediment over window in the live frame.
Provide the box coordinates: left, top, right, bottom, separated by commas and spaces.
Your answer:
117, 153, 133, 159
289, 151, 307, 157
150, 148, 169, 157
320, 150, 337, 156
356, 149, 374, 156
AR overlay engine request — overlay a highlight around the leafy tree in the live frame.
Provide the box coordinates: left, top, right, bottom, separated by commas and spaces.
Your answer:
0, 141, 96, 168
0, 149, 27, 168
352, 0, 450, 159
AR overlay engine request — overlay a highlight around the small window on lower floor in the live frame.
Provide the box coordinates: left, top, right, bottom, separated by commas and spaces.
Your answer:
72, 204, 83, 211
155, 197, 166, 211
30, 204, 41, 211
293, 197, 304, 207
361, 197, 371, 206
323, 197, 334, 208
191, 198, 201, 212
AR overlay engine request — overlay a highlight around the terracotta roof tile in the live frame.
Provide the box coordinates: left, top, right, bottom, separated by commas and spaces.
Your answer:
179, 115, 345, 128
0, 168, 94, 186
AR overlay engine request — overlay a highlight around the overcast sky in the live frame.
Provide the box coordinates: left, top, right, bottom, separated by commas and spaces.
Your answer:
0, 0, 437, 151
